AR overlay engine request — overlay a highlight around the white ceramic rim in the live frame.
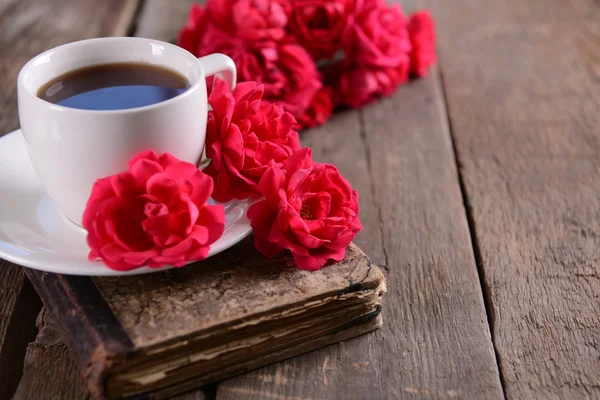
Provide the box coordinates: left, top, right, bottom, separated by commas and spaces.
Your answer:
17, 37, 204, 116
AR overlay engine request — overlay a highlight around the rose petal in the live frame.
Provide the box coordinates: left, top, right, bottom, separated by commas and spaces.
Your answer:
292, 247, 346, 271
268, 223, 309, 256
283, 148, 315, 178
122, 248, 160, 266
195, 204, 226, 244
254, 234, 284, 258
185, 242, 210, 261
166, 163, 214, 207
128, 150, 160, 170
161, 237, 195, 258
130, 158, 164, 185
294, 231, 327, 249
257, 163, 287, 207
223, 124, 246, 170
111, 172, 143, 199
146, 173, 180, 205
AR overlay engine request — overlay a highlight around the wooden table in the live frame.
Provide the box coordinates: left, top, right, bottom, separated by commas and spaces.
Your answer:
1, 0, 599, 399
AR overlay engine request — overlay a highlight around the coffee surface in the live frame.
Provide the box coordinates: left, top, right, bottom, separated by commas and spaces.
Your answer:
37, 63, 190, 110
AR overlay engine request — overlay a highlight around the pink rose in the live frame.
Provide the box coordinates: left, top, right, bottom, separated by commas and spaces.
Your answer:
177, 4, 321, 121
208, 26, 276, 83
248, 148, 363, 270
408, 10, 436, 77
179, 0, 289, 44
178, 7, 279, 85
337, 61, 408, 108
84, 151, 225, 271
204, 78, 301, 202
209, 0, 290, 41
344, 2, 411, 68
268, 42, 323, 118
212, 39, 321, 121
289, 0, 354, 59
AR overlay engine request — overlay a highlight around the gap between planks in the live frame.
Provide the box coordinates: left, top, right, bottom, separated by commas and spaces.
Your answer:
430, 0, 600, 397
437, 58, 508, 399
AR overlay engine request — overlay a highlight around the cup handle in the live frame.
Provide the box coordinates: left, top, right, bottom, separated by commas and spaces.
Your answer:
197, 54, 236, 91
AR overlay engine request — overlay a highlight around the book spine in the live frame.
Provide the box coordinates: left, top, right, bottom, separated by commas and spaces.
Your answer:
24, 270, 134, 400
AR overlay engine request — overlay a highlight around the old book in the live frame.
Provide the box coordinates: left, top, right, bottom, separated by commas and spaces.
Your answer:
24, 239, 386, 399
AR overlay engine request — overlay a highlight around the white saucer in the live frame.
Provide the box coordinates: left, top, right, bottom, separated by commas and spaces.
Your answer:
0, 130, 253, 276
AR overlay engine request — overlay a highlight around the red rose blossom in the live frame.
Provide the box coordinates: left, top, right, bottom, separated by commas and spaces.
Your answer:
253, 42, 323, 120
180, 0, 289, 44
337, 60, 408, 108
204, 78, 301, 202
269, 42, 323, 119
200, 25, 276, 86
177, 4, 321, 121
295, 85, 334, 129
289, 0, 354, 59
248, 148, 362, 270
84, 151, 225, 271
179, 6, 274, 86
408, 10, 436, 77
344, 2, 411, 68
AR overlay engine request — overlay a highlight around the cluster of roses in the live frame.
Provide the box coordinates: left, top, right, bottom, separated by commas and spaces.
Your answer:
84, 79, 362, 272
178, 0, 436, 129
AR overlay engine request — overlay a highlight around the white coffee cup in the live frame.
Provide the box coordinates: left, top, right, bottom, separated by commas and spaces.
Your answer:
17, 37, 236, 225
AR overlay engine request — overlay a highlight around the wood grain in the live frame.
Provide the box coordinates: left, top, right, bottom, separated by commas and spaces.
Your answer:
2, 0, 138, 398
24, 271, 137, 399
13, 309, 91, 400
431, 0, 600, 398
218, 37, 502, 400
13, 308, 214, 400
0, 263, 41, 400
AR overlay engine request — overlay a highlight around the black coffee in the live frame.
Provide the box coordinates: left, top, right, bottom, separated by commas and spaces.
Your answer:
37, 63, 190, 110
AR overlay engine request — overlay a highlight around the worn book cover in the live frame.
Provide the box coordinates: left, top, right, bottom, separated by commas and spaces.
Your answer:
25, 239, 386, 399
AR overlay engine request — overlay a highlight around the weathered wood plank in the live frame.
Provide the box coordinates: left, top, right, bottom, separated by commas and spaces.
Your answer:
216, 3, 503, 398
14, 308, 212, 400
431, 0, 600, 398
13, 309, 91, 400
2, 0, 138, 398
0, 263, 41, 400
